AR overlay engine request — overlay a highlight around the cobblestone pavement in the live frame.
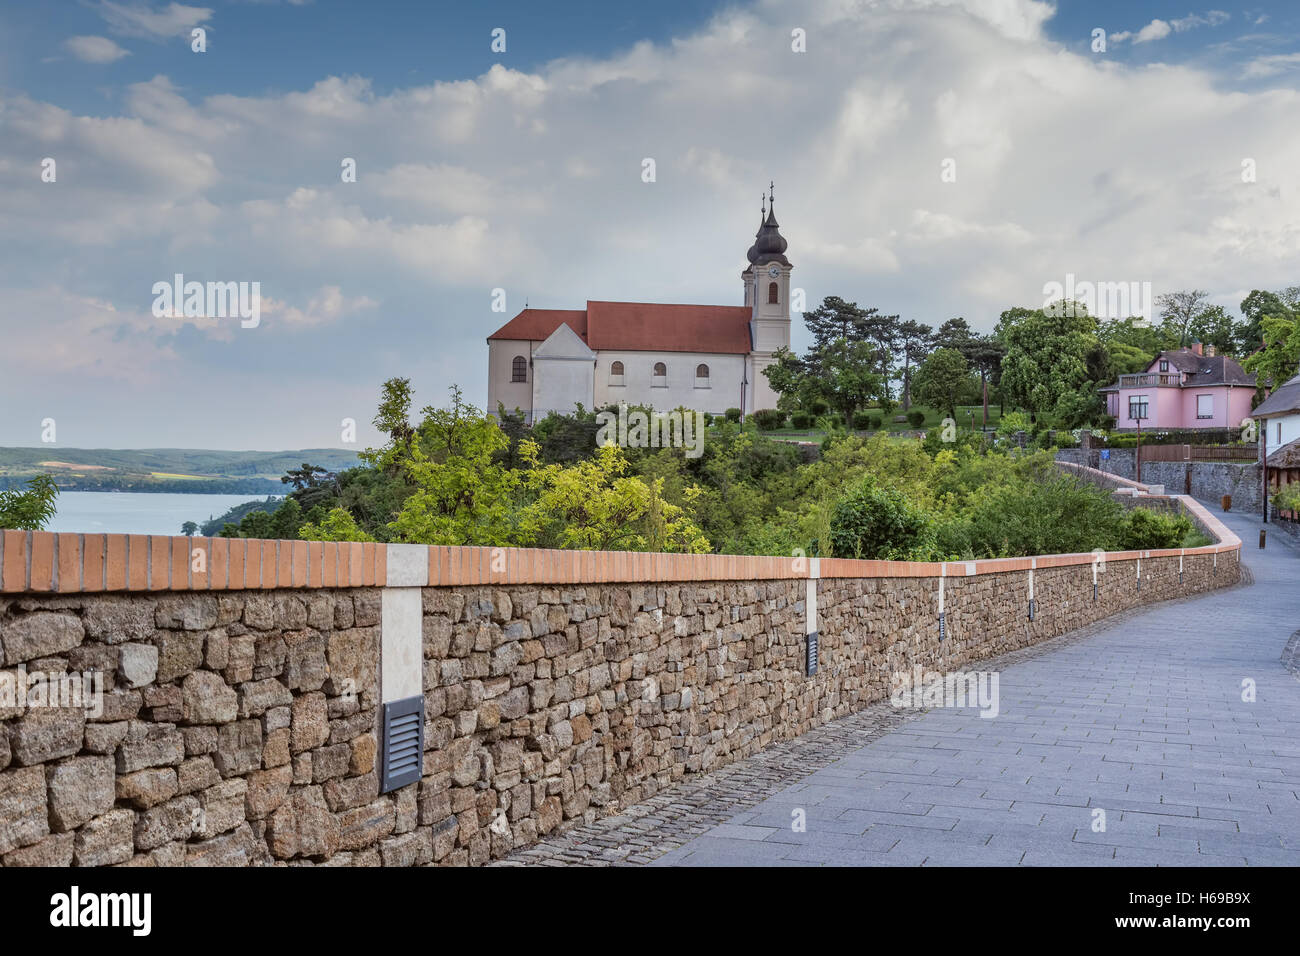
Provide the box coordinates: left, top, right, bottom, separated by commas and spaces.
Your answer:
502, 503, 1300, 867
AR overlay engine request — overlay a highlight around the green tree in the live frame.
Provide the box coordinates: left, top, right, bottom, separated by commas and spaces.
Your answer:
1155, 289, 1210, 347
1186, 304, 1237, 356
181, 521, 198, 536
812, 338, 888, 424
912, 347, 969, 420
896, 319, 933, 411
1243, 312, 1300, 392
997, 304, 1099, 422
0, 475, 59, 530
1238, 289, 1294, 353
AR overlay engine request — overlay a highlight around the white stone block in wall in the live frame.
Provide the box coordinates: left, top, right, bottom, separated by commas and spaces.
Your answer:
386, 544, 429, 587
381, 588, 423, 703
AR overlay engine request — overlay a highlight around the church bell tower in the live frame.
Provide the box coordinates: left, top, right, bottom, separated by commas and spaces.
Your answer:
742, 183, 792, 414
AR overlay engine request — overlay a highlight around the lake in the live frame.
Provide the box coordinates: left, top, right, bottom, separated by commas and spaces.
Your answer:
44, 492, 280, 536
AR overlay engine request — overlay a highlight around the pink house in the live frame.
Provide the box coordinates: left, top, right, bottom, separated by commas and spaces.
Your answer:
1100, 345, 1255, 431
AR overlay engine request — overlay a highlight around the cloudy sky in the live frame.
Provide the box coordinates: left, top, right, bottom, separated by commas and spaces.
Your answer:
1, 0, 1297, 449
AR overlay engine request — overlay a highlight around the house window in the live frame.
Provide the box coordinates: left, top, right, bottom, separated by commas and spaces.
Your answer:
652, 361, 667, 387
511, 355, 527, 383
695, 363, 710, 388
1279, 423, 1284, 445
1128, 395, 1149, 421
1159, 360, 1169, 373
767, 282, 779, 304
609, 360, 625, 386
1196, 394, 1213, 419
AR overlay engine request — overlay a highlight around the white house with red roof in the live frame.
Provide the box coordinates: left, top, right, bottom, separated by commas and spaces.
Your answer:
487, 192, 793, 421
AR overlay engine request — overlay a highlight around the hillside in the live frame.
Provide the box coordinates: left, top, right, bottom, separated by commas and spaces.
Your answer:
0, 447, 363, 494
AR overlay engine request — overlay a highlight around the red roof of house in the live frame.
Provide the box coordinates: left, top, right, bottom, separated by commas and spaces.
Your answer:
488, 301, 752, 355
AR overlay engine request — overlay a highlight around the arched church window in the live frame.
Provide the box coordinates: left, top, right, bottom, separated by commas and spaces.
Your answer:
653, 362, 667, 376
652, 362, 667, 387
511, 355, 527, 382
768, 282, 779, 304
611, 361, 624, 375
695, 364, 710, 388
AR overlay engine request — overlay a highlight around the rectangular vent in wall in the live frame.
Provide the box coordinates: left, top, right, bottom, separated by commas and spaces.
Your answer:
380, 695, 424, 793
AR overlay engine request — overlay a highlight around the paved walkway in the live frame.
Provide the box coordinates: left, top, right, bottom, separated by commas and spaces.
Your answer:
505, 503, 1300, 866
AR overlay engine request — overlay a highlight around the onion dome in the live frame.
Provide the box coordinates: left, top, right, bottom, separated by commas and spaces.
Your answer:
746, 184, 790, 266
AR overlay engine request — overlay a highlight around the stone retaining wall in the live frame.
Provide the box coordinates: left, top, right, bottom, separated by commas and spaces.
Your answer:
0, 503, 1241, 866
1057, 447, 1263, 511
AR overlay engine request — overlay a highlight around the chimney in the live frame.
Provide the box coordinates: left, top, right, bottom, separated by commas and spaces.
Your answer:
1205, 344, 1216, 358
1191, 342, 1203, 356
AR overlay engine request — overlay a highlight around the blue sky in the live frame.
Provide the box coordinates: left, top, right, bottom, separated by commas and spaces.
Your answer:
1, 0, 1298, 448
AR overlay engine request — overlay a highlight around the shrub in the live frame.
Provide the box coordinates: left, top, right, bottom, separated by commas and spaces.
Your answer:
829, 478, 935, 560
809, 399, 830, 416
868, 415, 882, 430
724, 407, 742, 423
0, 475, 59, 531
1272, 484, 1300, 516
753, 408, 786, 430
906, 410, 926, 428
1118, 508, 1193, 550
852, 412, 872, 430
791, 412, 813, 429
963, 475, 1124, 558
996, 411, 1033, 437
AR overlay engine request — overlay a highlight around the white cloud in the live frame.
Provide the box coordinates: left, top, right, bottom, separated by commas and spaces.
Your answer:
1111, 10, 1230, 45
64, 35, 131, 63
1133, 19, 1173, 44
4, 0, 1300, 446
1242, 53, 1300, 79
97, 1, 212, 39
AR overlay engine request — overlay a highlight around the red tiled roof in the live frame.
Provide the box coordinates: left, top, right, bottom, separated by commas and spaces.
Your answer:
488, 301, 753, 355
486, 309, 587, 343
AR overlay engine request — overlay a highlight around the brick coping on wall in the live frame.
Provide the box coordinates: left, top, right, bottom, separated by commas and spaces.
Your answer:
0, 488, 1238, 594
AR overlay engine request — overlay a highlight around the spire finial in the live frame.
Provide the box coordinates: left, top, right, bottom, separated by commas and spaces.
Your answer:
769, 180, 775, 204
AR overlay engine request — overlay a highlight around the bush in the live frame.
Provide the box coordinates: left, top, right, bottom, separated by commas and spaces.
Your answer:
1273, 484, 1300, 516
962, 475, 1124, 558
791, 412, 813, 429
852, 412, 872, 430
752, 408, 786, 430
1118, 508, 1193, 550
996, 411, 1033, 438
906, 410, 926, 428
724, 407, 742, 423
869, 415, 882, 430
0, 475, 59, 531
829, 478, 935, 560
809, 399, 830, 416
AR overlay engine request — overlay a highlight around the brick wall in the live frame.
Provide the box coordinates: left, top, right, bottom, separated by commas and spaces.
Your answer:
0, 497, 1241, 866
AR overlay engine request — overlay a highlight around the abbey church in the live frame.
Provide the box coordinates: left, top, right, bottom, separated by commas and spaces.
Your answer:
486, 190, 793, 421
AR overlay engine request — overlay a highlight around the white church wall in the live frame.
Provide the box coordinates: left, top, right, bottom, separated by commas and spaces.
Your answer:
488, 338, 537, 418
533, 356, 595, 419
593, 350, 746, 414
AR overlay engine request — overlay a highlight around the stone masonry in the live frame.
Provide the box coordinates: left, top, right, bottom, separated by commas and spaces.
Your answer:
0, 500, 1241, 866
